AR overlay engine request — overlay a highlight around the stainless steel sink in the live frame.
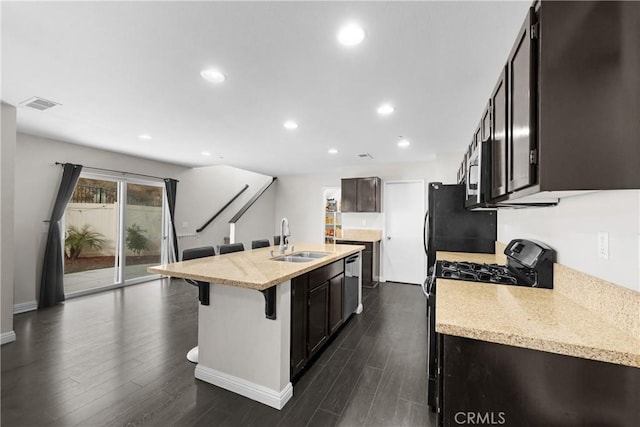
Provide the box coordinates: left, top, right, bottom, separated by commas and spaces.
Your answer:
271, 252, 330, 263
272, 255, 315, 263
290, 251, 330, 259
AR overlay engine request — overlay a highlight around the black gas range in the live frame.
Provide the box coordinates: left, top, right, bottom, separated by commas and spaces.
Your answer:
424, 239, 556, 412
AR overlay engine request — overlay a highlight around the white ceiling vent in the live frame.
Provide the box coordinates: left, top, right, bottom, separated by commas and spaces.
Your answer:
357, 153, 374, 159
20, 97, 61, 111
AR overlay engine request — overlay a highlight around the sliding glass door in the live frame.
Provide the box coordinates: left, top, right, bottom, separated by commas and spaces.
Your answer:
124, 182, 164, 281
63, 173, 166, 297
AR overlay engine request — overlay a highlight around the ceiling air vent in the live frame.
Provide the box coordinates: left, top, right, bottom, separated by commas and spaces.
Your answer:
357, 153, 374, 159
20, 97, 61, 111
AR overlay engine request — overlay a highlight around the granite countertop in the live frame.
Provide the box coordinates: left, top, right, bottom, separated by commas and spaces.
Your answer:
338, 229, 382, 242
148, 243, 364, 291
435, 251, 640, 368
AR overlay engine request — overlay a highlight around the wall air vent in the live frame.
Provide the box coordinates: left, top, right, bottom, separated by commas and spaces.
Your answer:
357, 153, 374, 159
19, 97, 61, 111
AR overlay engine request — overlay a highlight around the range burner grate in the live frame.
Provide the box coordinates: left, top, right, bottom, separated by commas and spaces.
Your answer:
438, 261, 521, 286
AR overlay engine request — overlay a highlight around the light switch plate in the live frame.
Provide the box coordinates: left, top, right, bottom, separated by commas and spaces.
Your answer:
597, 232, 609, 259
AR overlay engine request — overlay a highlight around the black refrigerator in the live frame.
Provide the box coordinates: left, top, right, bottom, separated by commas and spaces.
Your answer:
423, 182, 496, 271
422, 182, 496, 411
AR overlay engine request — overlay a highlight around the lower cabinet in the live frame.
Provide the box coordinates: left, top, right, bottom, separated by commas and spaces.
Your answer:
290, 259, 344, 379
437, 334, 640, 426
307, 281, 329, 357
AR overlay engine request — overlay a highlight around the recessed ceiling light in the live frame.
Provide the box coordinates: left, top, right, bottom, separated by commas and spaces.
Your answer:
200, 68, 226, 83
138, 134, 152, 140
328, 148, 339, 154
377, 103, 395, 116
201, 151, 211, 156
337, 22, 365, 47
283, 120, 298, 130
397, 138, 411, 148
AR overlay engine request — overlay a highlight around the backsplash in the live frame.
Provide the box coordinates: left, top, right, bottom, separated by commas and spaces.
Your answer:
341, 212, 384, 229
497, 190, 640, 292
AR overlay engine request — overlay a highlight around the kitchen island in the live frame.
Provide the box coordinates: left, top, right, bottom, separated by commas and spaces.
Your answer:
148, 242, 364, 409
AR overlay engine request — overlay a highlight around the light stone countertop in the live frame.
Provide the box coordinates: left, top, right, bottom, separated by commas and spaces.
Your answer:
435, 251, 640, 368
339, 229, 382, 242
148, 242, 364, 291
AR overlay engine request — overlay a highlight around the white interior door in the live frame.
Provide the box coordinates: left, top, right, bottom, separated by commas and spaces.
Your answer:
383, 180, 425, 284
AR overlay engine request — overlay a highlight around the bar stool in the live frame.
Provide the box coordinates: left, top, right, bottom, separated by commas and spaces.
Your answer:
251, 239, 270, 249
182, 246, 215, 363
219, 243, 245, 254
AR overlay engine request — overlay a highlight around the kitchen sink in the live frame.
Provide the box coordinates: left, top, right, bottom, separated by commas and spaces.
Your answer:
271, 252, 330, 263
272, 255, 315, 263
290, 251, 330, 259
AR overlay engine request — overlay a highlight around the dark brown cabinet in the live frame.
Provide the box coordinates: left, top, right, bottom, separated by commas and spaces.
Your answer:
462, 1, 640, 206
307, 281, 329, 357
290, 275, 307, 376
507, 7, 537, 194
437, 335, 640, 426
341, 177, 382, 213
290, 259, 345, 379
328, 275, 343, 335
490, 67, 508, 200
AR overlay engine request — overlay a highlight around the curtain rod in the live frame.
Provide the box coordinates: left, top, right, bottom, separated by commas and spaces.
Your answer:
55, 162, 178, 182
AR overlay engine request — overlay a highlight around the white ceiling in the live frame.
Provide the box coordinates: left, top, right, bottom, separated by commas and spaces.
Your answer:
2, 1, 530, 177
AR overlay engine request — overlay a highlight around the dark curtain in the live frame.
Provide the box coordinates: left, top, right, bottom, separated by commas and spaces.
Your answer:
39, 163, 83, 308
164, 178, 179, 263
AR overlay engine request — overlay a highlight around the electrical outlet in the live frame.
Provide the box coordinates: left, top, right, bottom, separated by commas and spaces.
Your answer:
597, 232, 609, 260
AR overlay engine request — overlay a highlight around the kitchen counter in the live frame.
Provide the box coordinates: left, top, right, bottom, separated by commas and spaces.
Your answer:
148, 242, 363, 291
147, 242, 364, 410
339, 228, 382, 242
435, 251, 640, 368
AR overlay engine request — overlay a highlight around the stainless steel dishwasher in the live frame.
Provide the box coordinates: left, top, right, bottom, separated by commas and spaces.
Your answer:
343, 253, 360, 319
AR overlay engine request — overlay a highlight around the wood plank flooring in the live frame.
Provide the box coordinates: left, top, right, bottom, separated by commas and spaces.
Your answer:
1, 279, 435, 426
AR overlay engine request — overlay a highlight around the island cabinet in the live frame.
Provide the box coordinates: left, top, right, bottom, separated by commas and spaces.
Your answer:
341, 177, 382, 213
290, 259, 344, 379
437, 335, 640, 427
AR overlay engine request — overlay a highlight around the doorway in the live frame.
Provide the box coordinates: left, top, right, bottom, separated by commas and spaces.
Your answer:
63, 173, 166, 296
383, 180, 425, 285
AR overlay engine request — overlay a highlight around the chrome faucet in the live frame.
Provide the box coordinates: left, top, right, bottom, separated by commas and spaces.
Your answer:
279, 217, 290, 254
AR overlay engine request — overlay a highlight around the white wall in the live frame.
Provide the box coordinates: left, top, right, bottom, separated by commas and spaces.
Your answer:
498, 190, 640, 291
1, 104, 16, 339
174, 165, 275, 253
275, 154, 460, 244
233, 183, 276, 249
13, 133, 188, 306
274, 154, 461, 273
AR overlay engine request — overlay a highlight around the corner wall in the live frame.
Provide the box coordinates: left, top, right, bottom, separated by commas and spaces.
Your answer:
498, 190, 640, 291
1, 104, 16, 342
173, 165, 275, 253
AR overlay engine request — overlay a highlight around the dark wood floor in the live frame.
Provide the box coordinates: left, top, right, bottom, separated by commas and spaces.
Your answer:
2, 279, 434, 427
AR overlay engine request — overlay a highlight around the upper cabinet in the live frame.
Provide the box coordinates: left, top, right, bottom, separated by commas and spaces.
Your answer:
341, 177, 382, 213
507, 8, 537, 194
462, 1, 640, 206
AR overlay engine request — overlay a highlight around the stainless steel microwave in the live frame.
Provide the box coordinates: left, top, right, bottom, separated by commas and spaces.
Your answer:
464, 139, 493, 209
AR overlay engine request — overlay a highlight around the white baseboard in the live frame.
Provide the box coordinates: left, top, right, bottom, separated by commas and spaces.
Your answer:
1, 331, 16, 345
14, 300, 38, 314
194, 364, 293, 410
